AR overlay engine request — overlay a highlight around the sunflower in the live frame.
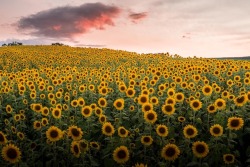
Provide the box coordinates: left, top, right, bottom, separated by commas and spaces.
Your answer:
141, 102, 153, 112
207, 104, 217, 114
190, 99, 202, 111
99, 87, 108, 96
126, 88, 136, 98
98, 97, 107, 108
192, 141, 209, 158
162, 104, 175, 115
102, 122, 115, 136
113, 98, 125, 110
178, 116, 186, 122
156, 124, 168, 137
95, 107, 103, 116
202, 85, 213, 96
183, 125, 198, 139
227, 117, 244, 130
99, 114, 107, 124
79, 139, 89, 153
234, 95, 247, 107
81, 106, 93, 118
32, 103, 43, 113
77, 97, 85, 107
150, 96, 159, 105
0, 131, 7, 145
141, 136, 153, 146
71, 141, 81, 158
144, 110, 157, 124
223, 154, 235, 164
90, 142, 100, 150
161, 143, 180, 161
41, 118, 49, 126
113, 146, 130, 164
213, 98, 226, 110
138, 94, 149, 105
174, 92, 185, 103
33, 121, 42, 130
165, 97, 176, 105
118, 127, 129, 138
209, 124, 223, 137
51, 108, 61, 119
167, 88, 175, 97
68, 125, 83, 141
133, 163, 148, 167
42, 107, 50, 116
1, 144, 21, 163
6, 104, 12, 114
46, 126, 63, 142
17, 132, 25, 140
70, 100, 78, 108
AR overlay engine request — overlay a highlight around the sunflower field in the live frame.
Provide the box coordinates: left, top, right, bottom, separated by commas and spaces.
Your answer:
0, 46, 249, 167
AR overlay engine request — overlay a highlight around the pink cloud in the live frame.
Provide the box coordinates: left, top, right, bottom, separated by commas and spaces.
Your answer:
18, 3, 121, 38
129, 12, 148, 23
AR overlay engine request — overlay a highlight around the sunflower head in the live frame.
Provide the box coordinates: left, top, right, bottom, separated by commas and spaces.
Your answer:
46, 126, 63, 142
144, 110, 157, 124
223, 154, 235, 164
156, 125, 168, 137
192, 141, 209, 158
209, 124, 223, 137
183, 125, 198, 139
161, 143, 180, 161
141, 136, 153, 146
227, 117, 244, 130
113, 146, 130, 164
1, 144, 22, 164
102, 122, 115, 136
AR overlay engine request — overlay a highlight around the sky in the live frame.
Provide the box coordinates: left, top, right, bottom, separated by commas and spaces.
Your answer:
0, 0, 250, 58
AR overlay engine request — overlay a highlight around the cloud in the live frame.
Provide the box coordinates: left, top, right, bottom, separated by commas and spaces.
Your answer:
129, 12, 147, 23
17, 3, 121, 39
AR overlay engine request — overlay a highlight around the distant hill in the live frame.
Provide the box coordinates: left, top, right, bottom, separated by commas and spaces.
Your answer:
216, 56, 250, 60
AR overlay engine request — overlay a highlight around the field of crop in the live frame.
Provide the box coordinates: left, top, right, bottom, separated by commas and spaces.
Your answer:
0, 46, 249, 167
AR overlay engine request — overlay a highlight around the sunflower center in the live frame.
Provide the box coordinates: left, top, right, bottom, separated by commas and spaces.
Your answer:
177, 95, 182, 100
217, 101, 223, 107
165, 105, 173, 112
140, 97, 147, 103
0, 134, 4, 142
159, 127, 166, 134
193, 102, 199, 108
50, 130, 59, 138
116, 102, 122, 108
209, 106, 215, 110
71, 128, 80, 137
230, 120, 239, 127
225, 155, 233, 161
35, 105, 41, 111
147, 113, 155, 120
236, 96, 244, 103
195, 144, 205, 153
105, 126, 112, 133
165, 147, 176, 157
186, 128, 194, 136
117, 150, 127, 159
212, 127, 220, 134
73, 145, 79, 154
143, 137, 150, 143
204, 87, 211, 93
54, 110, 60, 116
144, 105, 151, 111
84, 109, 90, 115
128, 90, 133, 95
100, 100, 105, 106
119, 128, 126, 135
7, 148, 18, 159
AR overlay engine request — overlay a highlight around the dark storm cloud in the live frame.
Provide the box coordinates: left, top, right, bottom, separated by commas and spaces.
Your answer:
129, 12, 147, 23
17, 3, 121, 38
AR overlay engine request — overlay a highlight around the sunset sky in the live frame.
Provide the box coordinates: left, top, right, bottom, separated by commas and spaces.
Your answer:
0, 0, 250, 58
